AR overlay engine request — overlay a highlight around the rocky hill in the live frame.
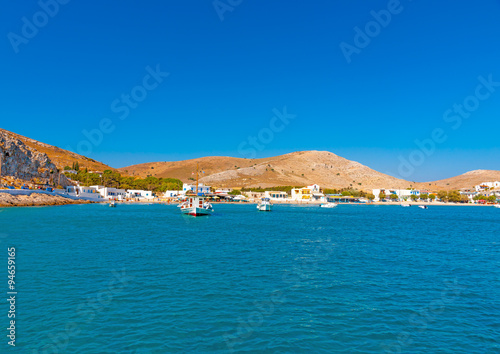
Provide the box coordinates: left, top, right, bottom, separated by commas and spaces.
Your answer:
0, 128, 116, 173
120, 151, 413, 190
0, 129, 71, 187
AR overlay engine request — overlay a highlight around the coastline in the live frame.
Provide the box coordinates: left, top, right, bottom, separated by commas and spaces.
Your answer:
0, 190, 93, 207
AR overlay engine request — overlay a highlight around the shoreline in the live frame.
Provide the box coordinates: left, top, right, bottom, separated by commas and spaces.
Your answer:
0, 190, 93, 207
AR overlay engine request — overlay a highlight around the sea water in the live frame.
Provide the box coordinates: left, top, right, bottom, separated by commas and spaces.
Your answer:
0, 203, 498, 353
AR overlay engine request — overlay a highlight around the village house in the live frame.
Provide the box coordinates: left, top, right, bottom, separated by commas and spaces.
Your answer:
127, 190, 153, 199
181, 183, 210, 195
264, 191, 288, 200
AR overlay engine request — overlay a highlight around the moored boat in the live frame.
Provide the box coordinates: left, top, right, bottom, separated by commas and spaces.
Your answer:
418, 205, 428, 209
257, 198, 272, 211
320, 202, 337, 208
179, 196, 213, 216
401, 203, 411, 207
494, 204, 500, 208
109, 201, 116, 207
179, 163, 213, 216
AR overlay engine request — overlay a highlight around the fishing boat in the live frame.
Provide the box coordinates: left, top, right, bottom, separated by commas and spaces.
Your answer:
320, 202, 338, 208
179, 163, 213, 216
418, 205, 428, 209
257, 198, 272, 211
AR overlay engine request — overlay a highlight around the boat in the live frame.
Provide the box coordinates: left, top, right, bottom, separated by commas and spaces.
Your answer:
401, 203, 411, 207
257, 198, 272, 211
494, 204, 500, 209
109, 201, 116, 207
179, 163, 213, 216
320, 202, 338, 208
418, 205, 428, 209
179, 196, 213, 216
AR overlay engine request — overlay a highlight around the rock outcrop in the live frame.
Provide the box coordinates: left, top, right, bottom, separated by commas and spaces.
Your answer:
0, 130, 70, 187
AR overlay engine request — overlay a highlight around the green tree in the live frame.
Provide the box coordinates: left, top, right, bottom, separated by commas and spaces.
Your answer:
429, 194, 436, 201
379, 192, 386, 200
366, 193, 375, 201
389, 194, 398, 201
447, 190, 461, 203
410, 194, 418, 201
437, 191, 448, 202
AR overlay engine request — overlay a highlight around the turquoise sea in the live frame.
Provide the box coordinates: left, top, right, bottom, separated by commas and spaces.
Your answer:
1, 203, 499, 353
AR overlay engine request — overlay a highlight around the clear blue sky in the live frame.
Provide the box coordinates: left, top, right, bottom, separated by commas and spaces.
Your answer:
1, 0, 499, 181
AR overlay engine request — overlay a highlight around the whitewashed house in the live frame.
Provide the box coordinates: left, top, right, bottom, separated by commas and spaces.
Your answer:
163, 190, 181, 198
64, 185, 104, 201
90, 185, 127, 200
264, 191, 288, 200
475, 181, 500, 191
127, 190, 153, 199
181, 183, 210, 195
372, 189, 421, 201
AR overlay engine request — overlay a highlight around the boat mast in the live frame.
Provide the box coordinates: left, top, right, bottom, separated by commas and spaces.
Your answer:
196, 162, 199, 195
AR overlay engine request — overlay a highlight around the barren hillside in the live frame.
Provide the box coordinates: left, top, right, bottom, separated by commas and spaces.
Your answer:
415, 170, 500, 190
120, 151, 414, 190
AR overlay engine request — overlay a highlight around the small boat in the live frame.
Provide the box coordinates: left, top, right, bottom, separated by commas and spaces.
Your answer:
179, 163, 213, 216
180, 196, 213, 216
401, 203, 411, 207
109, 201, 116, 207
494, 204, 500, 209
257, 198, 272, 211
320, 202, 338, 208
418, 205, 428, 209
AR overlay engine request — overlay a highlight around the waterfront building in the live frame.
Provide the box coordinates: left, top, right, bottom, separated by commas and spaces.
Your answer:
127, 190, 153, 199
264, 191, 288, 200
181, 183, 210, 195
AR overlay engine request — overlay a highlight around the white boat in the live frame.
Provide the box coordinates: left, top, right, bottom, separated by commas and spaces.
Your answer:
401, 203, 411, 207
109, 201, 116, 207
320, 202, 338, 208
179, 196, 213, 216
494, 204, 500, 208
179, 163, 213, 216
257, 198, 272, 211
418, 205, 428, 209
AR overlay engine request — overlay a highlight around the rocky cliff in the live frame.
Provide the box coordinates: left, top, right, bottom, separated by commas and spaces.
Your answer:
0, 130, 71, 187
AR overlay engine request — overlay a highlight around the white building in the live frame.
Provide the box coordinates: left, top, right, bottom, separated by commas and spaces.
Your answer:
474, 181, 500, 191
264, 191, 288, 200
64, 185, 104, 201
90, 185, 127, 200
216, 188, 233, 193
181, 183, 210, 195
163, 190, 181, 198
372, 189, 421, 201
127, 190, 153, 199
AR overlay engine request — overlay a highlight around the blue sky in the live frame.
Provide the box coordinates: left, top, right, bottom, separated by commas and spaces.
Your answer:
1, 0, 499, 181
